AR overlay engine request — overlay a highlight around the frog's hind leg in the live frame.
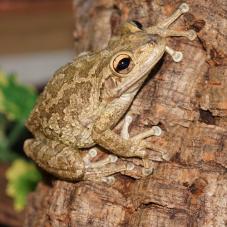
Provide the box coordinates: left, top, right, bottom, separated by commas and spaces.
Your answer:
24, 138, 133, 183
24, 138, 85, 181
82, 148, 133, 183
83, 148, 118, 169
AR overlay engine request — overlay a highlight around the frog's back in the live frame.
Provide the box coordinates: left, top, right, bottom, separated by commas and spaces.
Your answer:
26, 53, 108, 148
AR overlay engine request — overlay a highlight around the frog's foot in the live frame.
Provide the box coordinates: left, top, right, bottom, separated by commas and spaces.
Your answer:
121, 115, 133, 139
121, 115, 162, 140
121, 161, 154, 178
120, 115, 162, 171
146, 3, 197, 63
161, 29, 197, 41
83, 148, 118, 169
99, 162, 153, 184
149, 3, 190, 30
83, 158, 136, 182
132, 126, 162, 140
165, 46, 183, 62
101, 176, 116, 184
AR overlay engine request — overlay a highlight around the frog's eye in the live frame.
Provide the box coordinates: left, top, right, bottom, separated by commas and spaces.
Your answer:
131, 20, 143, 30
112, 53, 135, 74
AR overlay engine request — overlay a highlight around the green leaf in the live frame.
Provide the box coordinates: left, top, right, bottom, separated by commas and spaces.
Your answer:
0, 71, 37, 122
6, 159, 42, 211
0, 148, 20, 162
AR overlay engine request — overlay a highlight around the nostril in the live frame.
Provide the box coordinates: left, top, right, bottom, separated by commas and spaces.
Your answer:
149, 34, 159, 43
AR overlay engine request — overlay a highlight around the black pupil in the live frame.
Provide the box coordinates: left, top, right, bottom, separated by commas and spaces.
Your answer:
116, 57, 131, 72
132, 20, 143, 29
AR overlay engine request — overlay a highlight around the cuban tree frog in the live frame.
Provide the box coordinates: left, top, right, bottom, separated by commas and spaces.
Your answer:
24, 3, 196, 181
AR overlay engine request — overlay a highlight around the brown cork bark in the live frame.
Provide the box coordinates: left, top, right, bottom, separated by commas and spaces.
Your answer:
24, 0, 227, 226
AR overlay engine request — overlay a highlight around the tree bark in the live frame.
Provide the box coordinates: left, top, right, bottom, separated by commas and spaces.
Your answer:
24, 0, 227, 226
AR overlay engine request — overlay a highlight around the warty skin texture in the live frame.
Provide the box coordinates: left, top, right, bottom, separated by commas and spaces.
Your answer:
24, 3, 197, 181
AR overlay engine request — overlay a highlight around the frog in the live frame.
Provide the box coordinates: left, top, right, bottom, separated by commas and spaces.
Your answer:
24, 3, 197, 182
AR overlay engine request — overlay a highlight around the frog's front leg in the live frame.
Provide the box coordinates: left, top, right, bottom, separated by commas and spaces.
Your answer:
121, 115, 162, 141
121, 115, 161, 170
147, 3, 195, 37
92, 98, 161, 159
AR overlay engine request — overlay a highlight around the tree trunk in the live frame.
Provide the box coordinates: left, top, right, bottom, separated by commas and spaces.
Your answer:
24, 0, 227, 226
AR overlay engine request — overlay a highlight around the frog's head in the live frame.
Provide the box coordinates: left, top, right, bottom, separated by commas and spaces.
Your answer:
106, 3, 196, 97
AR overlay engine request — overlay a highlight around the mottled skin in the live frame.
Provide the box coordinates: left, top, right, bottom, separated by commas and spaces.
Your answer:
24, 3, 196, 181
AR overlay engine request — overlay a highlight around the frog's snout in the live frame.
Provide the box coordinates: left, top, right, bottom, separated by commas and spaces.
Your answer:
148, 34, 160, 44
